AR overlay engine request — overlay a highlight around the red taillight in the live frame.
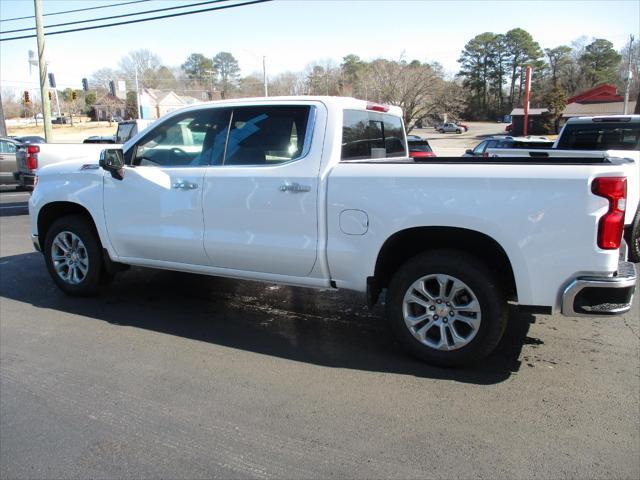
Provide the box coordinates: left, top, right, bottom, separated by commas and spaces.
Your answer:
366, 102, 390, 112
26, 145, 39, 170
409, 151, 436, 159
592, 176, 627, 249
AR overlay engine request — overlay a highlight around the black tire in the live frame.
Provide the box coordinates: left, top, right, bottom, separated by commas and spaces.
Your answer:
627, 207, 640, 263
438, 129, 444, 133
456, 129, 462, 134
44, 214, 104, 295
386, 249, 508, 367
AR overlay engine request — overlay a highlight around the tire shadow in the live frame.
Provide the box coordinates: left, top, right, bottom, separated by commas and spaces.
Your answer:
0, 252, 535, 384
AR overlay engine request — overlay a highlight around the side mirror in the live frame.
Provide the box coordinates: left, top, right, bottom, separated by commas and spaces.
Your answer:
465, 149, 473, 155
99, 148, 124, 180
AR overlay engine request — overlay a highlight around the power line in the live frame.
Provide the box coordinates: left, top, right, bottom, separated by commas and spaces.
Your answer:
0, 0, 151, 23
0, 0, 272, 42
1, 0, 225, 35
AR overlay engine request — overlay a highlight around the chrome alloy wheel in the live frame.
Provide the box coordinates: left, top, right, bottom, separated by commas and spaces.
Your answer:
402, 274, 481, 351
51, 231, 89, 285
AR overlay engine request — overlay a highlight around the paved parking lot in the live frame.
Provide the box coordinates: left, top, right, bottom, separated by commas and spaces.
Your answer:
1, 168, 639, 478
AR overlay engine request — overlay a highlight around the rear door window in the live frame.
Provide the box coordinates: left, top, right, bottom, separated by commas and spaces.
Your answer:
341, 110, 406, 160
224, 106, 311, 166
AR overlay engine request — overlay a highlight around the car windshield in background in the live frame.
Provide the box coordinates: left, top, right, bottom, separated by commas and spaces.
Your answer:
408, 140, 433, 152
341, 110, 406, 160
557, 123, 640, 150
512, 141, 554, 149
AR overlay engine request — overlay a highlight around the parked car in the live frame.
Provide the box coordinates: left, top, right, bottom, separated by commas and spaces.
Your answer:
29, 97, 636, 366
438, 122, 466, 134
407, 135, 436, 159
457, 122, 469, 131
463, 136, 554, 157
505, 124, 513, 132
486, 115, 640, 263
0, 137, 21, 185
13, 135, 46, 144
51, 116, 70, 125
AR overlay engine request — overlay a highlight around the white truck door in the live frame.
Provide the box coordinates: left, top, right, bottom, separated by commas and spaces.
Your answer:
104, 108, 229, 265
202, 104, 323, 277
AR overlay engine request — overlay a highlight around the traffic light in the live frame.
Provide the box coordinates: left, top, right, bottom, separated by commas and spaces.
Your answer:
48, 73, 56, 88
23, 91, 30, 104
82, 78, 88, 91
108, 80, 116, 96
71, 91, 77, 100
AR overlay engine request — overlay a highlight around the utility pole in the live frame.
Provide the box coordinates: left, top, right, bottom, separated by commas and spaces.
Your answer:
263, 56, 268, 97
623, 34, 635, 115
135, 69, 142, 119
34, 0, 53, 141
0, 90, 7, 137
523, 65, 532, 137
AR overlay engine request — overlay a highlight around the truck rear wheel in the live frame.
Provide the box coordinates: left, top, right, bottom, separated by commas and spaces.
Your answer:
386, 249, 508, 366
44, 215, 104, 296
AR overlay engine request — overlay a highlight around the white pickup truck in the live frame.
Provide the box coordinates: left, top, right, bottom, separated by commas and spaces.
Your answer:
28, 97, 637, 366
487, 115, 640, 262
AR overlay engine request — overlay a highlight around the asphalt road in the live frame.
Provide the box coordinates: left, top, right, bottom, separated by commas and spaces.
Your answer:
1, 188, 639, 479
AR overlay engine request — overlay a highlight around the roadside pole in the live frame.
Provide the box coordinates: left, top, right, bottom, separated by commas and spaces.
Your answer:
34, 0, 53, 141
0, 90, 7, 137
623, 35, 635, 115
263, 56, 268, 97
135, 69, 142, 119
523, 65, 532, 137
53, 89, 61, 117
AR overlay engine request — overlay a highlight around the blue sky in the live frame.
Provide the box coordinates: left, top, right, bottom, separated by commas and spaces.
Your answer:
1, 0, 638, 94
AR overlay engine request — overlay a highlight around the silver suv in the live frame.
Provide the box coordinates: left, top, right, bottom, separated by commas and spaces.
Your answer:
437, 122, 466, 134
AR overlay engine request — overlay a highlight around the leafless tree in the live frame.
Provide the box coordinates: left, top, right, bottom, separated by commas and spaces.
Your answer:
364, 59, 443, 131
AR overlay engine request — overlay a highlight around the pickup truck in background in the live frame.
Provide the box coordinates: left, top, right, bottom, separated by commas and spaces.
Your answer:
15, 143, 119, 189
486, 115, 640, 262
16, 119, 155, 189
28, 97, 636, 366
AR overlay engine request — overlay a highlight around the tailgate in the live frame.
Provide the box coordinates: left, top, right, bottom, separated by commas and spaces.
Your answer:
15, 147, 29, 173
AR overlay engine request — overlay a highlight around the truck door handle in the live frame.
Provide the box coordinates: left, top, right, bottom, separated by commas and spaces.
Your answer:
279, 182, 311, 193
172, 181, 198, 190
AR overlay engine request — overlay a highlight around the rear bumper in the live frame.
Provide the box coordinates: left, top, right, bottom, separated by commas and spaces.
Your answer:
14, 172, 35, 188
31, 234, 41, 253
562, 261, 636, 316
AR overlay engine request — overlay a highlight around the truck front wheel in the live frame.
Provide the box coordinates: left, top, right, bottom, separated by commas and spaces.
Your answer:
44, 215, 105, 296
386, 249, 508, 366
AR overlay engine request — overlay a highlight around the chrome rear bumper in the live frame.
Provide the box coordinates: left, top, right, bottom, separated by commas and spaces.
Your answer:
562, 261, 636, 317
31, 234, 41, 253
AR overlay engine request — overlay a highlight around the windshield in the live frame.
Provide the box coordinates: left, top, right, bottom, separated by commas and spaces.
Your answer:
557, 123, 640, 151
